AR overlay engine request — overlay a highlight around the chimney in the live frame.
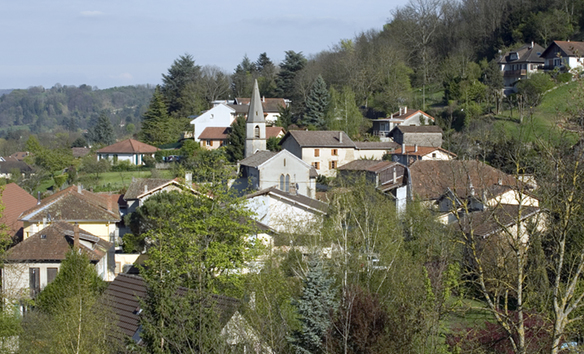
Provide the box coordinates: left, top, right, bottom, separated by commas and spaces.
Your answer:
42, 217, 46, 228
185, 172, 192, 185
390, 113, 393, 119
401, 142, 406, 153
77, 185, 82, 194
393, 168, 397, 184
74, 223, 80, 249
399, 107, 402, 115
339, 132, 343, 143
404, 106, 407, 113
37, 191, 41, 205
531, 41, 534, 49
262, 96, 265, 103
144, 185, 148, 193
414, 144, 418, 153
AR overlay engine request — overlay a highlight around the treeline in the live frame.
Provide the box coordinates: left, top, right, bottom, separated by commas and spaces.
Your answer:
0, 84, 155, 134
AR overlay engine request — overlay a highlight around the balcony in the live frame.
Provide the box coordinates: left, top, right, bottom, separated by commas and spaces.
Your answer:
503, 69, 527, 77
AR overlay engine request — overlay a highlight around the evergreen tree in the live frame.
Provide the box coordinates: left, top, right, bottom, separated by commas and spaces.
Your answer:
276, 104, 293, 129
231, 55, 256, 98
291, 257, 336, 354
276, 51, 307, 100
303, 75, 329, 129
140, 86, 173, 146
256, 52, 278, 98
226, 114, 246, 163
161, 54, 206, 118
325, 86, 363, 139
86, 112, 115, 146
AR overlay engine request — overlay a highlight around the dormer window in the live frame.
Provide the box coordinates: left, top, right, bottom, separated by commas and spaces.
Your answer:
510, 52, 518, 61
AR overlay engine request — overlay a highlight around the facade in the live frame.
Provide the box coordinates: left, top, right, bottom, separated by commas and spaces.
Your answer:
97, 139, 159, 165
371, 107, 436, 140
540, 40, 584, 71
498, 42, 545, 87
388, 125, 443, 147
0, 160, 33, 179
390, 145, 456, 166
238, 150, 317, 198
189, 103, 236, 142
198, 127, 231, 149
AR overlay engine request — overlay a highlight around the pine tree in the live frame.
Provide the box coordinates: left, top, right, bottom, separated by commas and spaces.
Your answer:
276, 51, 307, 100
86, 112, 115, 146
231, 55, 256, 98
140, 86, 173, 146
291, 257, 336, 354
325, 86, 363, 139
226, 114, 246, 163
161, 54, 206, 118
256, 53, 278, 98
303, 75, 329, 129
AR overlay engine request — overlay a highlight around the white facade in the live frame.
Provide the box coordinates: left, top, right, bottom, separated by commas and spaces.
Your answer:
190, 104, 236, 142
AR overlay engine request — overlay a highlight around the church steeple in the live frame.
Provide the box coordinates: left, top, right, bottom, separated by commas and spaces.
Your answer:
245, 80, 266, 158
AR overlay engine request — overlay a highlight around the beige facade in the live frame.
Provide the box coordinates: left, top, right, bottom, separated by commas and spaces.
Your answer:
23, 221, 117, 244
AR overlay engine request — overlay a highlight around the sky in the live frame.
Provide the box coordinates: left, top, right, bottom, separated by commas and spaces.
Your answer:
1, 1, 410, 90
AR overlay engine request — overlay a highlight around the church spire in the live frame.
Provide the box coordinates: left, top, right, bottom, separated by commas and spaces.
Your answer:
247, 79, 265, 123
245, 79, 267, 158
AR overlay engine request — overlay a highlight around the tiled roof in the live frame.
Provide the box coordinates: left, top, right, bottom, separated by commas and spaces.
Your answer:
19, 185, 120, 223
6, 221, 111, 262
338, 160, 400, 172
0, 183, 38, 240
266, 126, 285, 138
72, 147, 91, 158
123, 178, 173, 200
409, 160, 519, 201
380, 109, 436, 122
105, 273, 241, 340
394, 125, 443, 134
354, 141, 399, 150
499, 43, 545, 64
234, 97, 288, 112
392, 146, 456, 157
0, 161, 33, 174
456, 204, 541, 238
198, 127, 231, 140
238, 151, 278, 168
8, 152, 29, 161
281, 130, 355, 148
246, 186, 329, 214
97, 139, 159, 154
542, 40, 584, 58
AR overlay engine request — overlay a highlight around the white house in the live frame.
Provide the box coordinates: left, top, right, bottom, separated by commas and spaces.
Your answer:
371, 107, 436, 140
498, 42, 545, 87
97, 139, 159, 165
540, 40, 584, 71
189, 103, 236, 142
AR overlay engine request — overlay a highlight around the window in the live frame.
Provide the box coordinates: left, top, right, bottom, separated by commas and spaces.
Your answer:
113, 154, 118, 163
313, 162, 320, 170
29, 268, 40, 297
283, 158, 286, 167
285, 174, 290, 193
206, 140, 212, 146
432, 153, 437, 158
314, 149, 320, 157
280, 174, 285, 190
329, 161, 337, 169
332, 149, 338, 156
254, 125, 260, 138
47, 268, 58, 284
554, 58, 563, 67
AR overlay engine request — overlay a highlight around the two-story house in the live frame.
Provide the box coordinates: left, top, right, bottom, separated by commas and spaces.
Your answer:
498, 42, 545, 87
390, 145, 456, 166
540, 40, 584, 71
371, 107, 436, 140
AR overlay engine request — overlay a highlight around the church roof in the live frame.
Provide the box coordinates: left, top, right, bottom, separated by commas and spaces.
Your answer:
247, 80, 265, 123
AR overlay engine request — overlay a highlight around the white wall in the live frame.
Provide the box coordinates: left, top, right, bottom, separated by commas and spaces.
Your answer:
246, 194, 323, 233
190, 104, 235, 142
258, 151, 315, 198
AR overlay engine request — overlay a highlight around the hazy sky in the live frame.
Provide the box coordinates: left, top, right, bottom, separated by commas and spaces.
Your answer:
1, 0, 407, 90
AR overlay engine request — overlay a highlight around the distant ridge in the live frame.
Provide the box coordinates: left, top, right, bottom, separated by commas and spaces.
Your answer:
0, 89, 13, 96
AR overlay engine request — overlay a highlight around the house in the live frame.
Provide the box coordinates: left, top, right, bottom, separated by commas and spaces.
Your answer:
406, 160, 538, 224
390, 145, 456, 166
280, 130, 398, 177
371, 107, 436, 140
97, 139, 159, 165
3, 222, 114, 301
19, 185, 121, 243
337, 160, 408, 212
245, 187, 328, 234
122, 175, 198, 215
0, 160, 34, 179
2, 151, 29, 162
540, 40, 584, 71
238, 150, 318, 198
189, 103, 237, 143
105, 273, 273, 353
0, 183, 38, 241
199, 126, 284, 150
498, 42, 545, 87
233, 97, 290, 124
388, 125, 443, 148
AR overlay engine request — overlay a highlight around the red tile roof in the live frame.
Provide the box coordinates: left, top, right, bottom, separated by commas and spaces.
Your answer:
266, 126, 285, 138
97, 139, 159, 154
0, 183, 37, 240
392, 146, 456, 157
198, 127, 231, 140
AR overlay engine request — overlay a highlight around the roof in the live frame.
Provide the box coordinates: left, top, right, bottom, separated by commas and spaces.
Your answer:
456, 204, 541, 238
393, 125, 443, 134
234, 97, 288, 113
238, 151, 278, 168
105, 273, 241, 340
8, 152, 29, 161
123, 178, 173, 200
541, 40, 584, 58
19, 185, 120, 223
354, 141, 399, 150
392, 146, 456, 157
377, 109, 436, 122
499, 43, 546, 64
0, 161, 33, 174
0, 183, 38, 239
338, 160, 400, 173
97, 139, 159, 154
266, 126, 285, 139
280, 130, 355, 148
409, 160, 519, 201
72, 147, 91, 158
198, 127, 231, 140
246, 186, 329, 214
247, 79, 265, 123
6, 221, 111, 262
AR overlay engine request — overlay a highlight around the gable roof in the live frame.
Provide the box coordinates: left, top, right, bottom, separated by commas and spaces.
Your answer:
72, 147, 91, 158
123, 178, 173, 200
198, 127, 231, 140
392, 125, 443, 134
0, 161, 33, 174
105, 273, 241, 341
456, 204, 541, 238
8, 152, 29, 161
409, 160, 519, 201
392, 146, 457, 157
379, 109, 436, 122
246, 186, 329, 214
266, 126, 285, 138
541, 40, 584, 58
499, 43, 545, 64
238, 151, 278, 168
0, 183, 38, 239
19, 185, 120, 223
338, 160, 400, 173
97, 139, 159, 154
6, 221, 111, 262
280, 130, 355, 148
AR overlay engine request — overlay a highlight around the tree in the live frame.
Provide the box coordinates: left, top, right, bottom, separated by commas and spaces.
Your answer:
161, 54, 207, 118
80, 155, 110, 179
85, 112, 115, 146
231, 55, 256, 98
20, 250, 119, 354
201, 65, 230, 103
226, 115, 246, 163
325, 86, 363, 139
276, 104, 293, 130
70, 137, 86, 148
276, 51, 307, 101
140, 86, 173, 146
290, 256, 336, 354
303, 75, 329, 129
256, 53, 278, 98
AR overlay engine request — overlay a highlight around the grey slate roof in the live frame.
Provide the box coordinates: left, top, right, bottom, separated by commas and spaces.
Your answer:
281, 130, 355, 148
247, 79, 265, 123
499, 43, 545, 64
238, 151, 277, 168
0, 161, 33, 174
456, 204, 541, 238
123, 178, 172, 200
